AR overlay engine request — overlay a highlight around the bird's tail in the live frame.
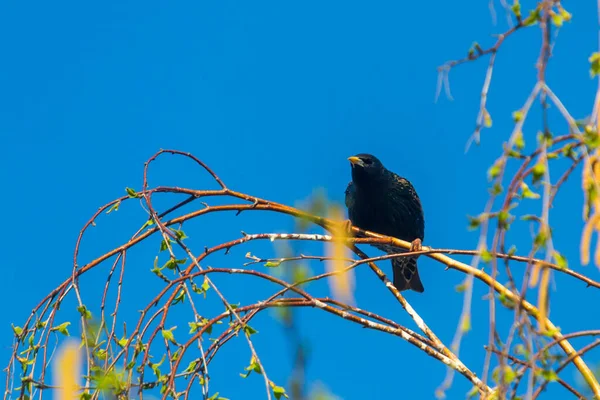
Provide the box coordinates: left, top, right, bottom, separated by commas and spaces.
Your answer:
391, 257, 424, 293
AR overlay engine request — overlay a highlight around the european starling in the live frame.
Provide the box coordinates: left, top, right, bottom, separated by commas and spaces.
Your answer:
344, 153, 425, 293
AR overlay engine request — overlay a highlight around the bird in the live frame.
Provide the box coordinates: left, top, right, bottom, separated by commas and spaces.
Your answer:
344, 153, 425, 292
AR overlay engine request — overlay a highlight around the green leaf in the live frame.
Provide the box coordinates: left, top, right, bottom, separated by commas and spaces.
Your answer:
148, 354, 166, 379
542, 326, 561, 337
512, 110, 524, 123
507, 245, 517, 256
134, 339, 146, 357
534, 228, 549, 248
551, 13, 563, 27
455, 283, 467, 293
12, 325, 23, 337
466, 386, 479, 399
492, 365, 517, 384
510, 0, 521, 19
189, 318, 216, 335
532, 163, 545, 184
172, 289, 186, 305
164, 259, 177, 270
536, 369, 559, 382
520, 182, 540, 199
188, 321, 201, 334
497, 210, 514, 230
537, 130, 553, 147
467, 215, 481, 230
481, 248, 493, 263
590, 52, 600, 78
553, 251, 568, 269
202, 277, 211, 292
95, 348, 107, 360
184, 360, 198, 375
191, 282, 202, 294
521, 214, 540, 222
586, 180, 598, 220
498, 292, 516, 310
163, 258, 187, 270
191, 277, 211, 299
514, 344, 530, 359
51, 322, 71, 336
95, 366, 127, 393
523, 7, 541, 26
561, 143, 577, 159
243, 325, 258, 336
106, 202, 120, 214
125, 187, 139, 198
160, 239, 172, 252
468, 47, 474, 58
489, 183, 503, 196
483, 109, 492, 128
460, 314, 471, 333
118, 336, 128, 348
505, 148, 521, 158
558, 6, 571, 22
264, 261, 282, 268
77, 305, 92, 320
140, 218, 154, 229
583, 126, 600, 149
272, 385, 289, 400
161, 327, 178, 345
170, 347, 181, 362
241, 355, 262, 378
229, 303, 240, 310
16, 355, 34, 369
151, 257, 168, 281
487, 159, 504, 180
514, 132, 525, 152
172, 228, 188, 240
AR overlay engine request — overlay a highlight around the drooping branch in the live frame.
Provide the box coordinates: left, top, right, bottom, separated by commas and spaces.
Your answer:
6, 147, 600, 400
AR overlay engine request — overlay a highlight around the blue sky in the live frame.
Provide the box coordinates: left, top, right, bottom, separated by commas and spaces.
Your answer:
1, 1, 600, 399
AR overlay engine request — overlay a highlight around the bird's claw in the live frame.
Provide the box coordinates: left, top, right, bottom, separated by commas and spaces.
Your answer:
409, 238, 422, 253
341, 219, 353, 235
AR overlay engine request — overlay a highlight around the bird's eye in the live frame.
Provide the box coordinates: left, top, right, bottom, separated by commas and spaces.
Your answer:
363, 159, 372, 165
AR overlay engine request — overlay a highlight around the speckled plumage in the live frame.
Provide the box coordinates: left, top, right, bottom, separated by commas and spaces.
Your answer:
345, 153, 425, 293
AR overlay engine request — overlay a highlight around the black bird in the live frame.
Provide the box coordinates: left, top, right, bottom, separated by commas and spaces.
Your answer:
344, 153, 425, 293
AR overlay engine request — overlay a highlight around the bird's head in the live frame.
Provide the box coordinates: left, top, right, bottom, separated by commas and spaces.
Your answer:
348, 153, 386, 184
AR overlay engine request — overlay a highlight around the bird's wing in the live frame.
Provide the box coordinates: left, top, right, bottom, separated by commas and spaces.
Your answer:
389, 173, 425, 240
391, 173, 417, 195
344, 181, 355, 210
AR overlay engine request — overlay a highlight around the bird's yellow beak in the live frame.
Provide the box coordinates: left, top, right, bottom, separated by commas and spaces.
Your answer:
348, 156, 364, 167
